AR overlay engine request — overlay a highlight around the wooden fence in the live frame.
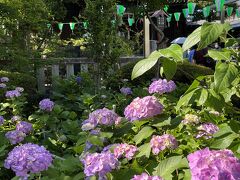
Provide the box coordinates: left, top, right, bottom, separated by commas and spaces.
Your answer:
36, 56, 144, 94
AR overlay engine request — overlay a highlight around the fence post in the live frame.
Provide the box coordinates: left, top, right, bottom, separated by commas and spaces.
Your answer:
36, 67, 45, 94
144, 16, 150, 57
66, 64, 74, 78
52, 64, 59, 89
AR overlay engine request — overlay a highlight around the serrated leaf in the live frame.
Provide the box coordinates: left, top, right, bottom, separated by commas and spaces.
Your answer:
176, 88, 198, 111
133, 126, 155, 145
100, 132, 113, 138
161, 58, 177, 80
198, 88, 208, 106
159, 44, 183, 62
211, 133, 238, 149
214, 62, 238, 93
136, 143, 151, 158
185, 76, 205, 94
183, 169, 192, 180
220, 87, 236, 102
213, 123, 234, 138
182, 26, 201, 52
198, 23, 224, 50
208, 50, 231, 61
153, 156, 183, 178
131, 53, 159, 80
88, 136, 103, 146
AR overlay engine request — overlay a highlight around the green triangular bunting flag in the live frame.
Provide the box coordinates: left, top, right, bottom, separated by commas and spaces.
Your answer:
117, 5, 126, 16
236, 9, 240, 18
215, 0, 225, 12
188, 2, 196, 15
69, 22, 76, 32
83, 21, 88, 29
174, 12, 181, 27
226, 7, 233, 17
164, 5, 169, 12
182, 9, 188, 18
58, 23, 63, 31
203, 6, 211, 18
128, 18, 134, 26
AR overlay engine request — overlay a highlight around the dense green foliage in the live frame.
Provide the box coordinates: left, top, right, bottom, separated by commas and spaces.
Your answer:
106, 61, 213, 91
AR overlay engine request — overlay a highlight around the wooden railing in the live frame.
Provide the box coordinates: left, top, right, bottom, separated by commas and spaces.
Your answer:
36, 56, 144, 94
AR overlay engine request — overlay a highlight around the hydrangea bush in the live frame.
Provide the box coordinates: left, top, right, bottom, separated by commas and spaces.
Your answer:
0, 22, 240, 180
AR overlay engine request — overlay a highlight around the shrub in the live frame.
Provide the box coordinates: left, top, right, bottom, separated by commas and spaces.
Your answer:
106, 61, 214, 91
0, 71, 36, 94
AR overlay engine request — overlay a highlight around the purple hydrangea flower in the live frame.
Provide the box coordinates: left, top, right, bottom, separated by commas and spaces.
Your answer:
148, 79, 176, 94
196, 123, 219, 139
4, 143, 53, 178
124, 96, 164, 122
131, 173, 163, 180
5, 90, 21, 99
0, 83, 6, 88
1, 77, 9, 82
11, 115, 21, 122
188, 148, 240, 180
81, 152, 119, 178
102, 144, 119, 153
39, 98, 54, 112
120, 87, 133, 95
16, 121, 33, 134
90, 128, 101, 135
85, 141, 93, 151
15, 87, 24, 92
182, 114, 200, 125
5, 130, 26, 144
114, 143, 138, 160
0, 115, 4, 125
76, 76, 82, 85
150, 134, 178, 155
82, 108, 120, 131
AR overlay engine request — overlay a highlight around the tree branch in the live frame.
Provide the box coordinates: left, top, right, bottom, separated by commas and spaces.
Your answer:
146, 13, 165, 43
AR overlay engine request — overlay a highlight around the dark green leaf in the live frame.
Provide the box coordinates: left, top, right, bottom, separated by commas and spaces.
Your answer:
161, 58, 177, 80
88, 136, 104, 146
198, 88, 208, 106
133, 126, 155, 145
214, 62, 238, 93
185, 76, 205, 94
136, 143, 151, 158
153, 156, 183, 178
176, 88, 198, 111
211, 133, 238, 149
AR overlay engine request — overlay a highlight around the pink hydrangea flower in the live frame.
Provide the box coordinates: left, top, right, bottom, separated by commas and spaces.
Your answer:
81, 152, 119, 178
82, 108, 120, 131
150, 134, 178, 155
149, 79, 176, 94
188, 148, 240, 180
196, 123, 219, 139
114, 143, 138, 160
124, 96, 164, 121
